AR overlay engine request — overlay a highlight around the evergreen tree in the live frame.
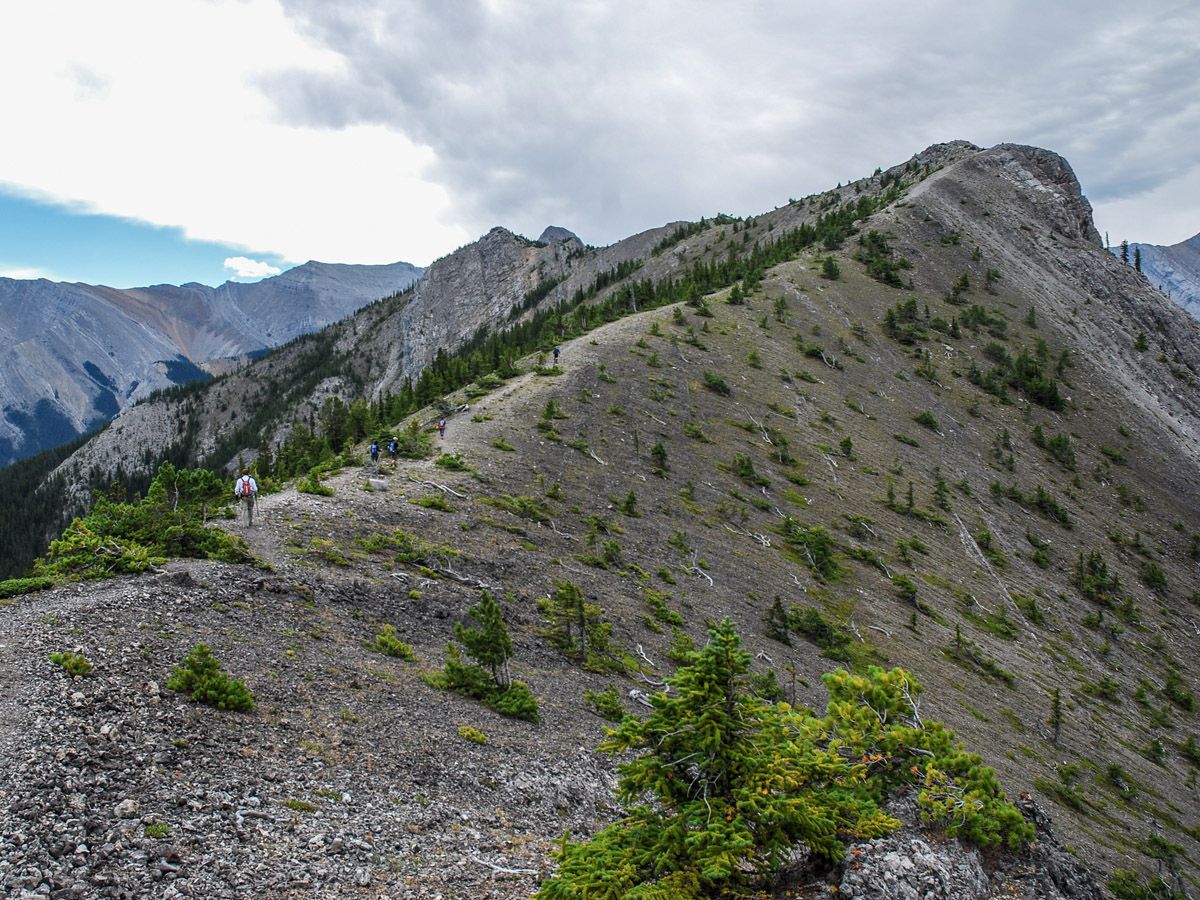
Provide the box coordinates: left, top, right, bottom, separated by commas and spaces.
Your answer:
536, 620, 1031, 898
454, 590, 513, 689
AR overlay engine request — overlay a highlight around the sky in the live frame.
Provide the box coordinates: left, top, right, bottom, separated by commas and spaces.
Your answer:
0, 0, 1197, 288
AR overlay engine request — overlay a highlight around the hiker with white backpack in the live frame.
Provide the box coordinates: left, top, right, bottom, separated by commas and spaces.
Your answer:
233, 470, 259, 527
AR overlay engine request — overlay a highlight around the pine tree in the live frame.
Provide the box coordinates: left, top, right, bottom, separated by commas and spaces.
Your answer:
536, 621, 1032, 897
454, 590, 513, 689
1049, 687, 1063, 745
1120, 240, 1129, 264
536, 619, 869, 897
1133, 246, 1142, 272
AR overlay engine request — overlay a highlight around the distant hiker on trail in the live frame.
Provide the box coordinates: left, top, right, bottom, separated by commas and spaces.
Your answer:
387, 436, 399, 468
436, 415, 446, 439
369, 440, 380, 470
233, 471, 258, 527
553, 346, 561, 365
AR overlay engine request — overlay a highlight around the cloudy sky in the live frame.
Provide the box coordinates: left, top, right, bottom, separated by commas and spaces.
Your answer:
1, 0, 1197, 287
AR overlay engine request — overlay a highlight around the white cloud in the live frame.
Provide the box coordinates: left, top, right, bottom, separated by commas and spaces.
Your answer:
0, 0, 469, 266
224, 256, 283, 280
0, 0, 1195, 271
264, 0, 1200, 249
0, 265, 54, 281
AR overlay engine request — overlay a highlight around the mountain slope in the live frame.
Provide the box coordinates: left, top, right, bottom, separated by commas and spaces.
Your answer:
1124, 231, 1200, 321
2, 141, 1198, 895
0, 260, 423, 466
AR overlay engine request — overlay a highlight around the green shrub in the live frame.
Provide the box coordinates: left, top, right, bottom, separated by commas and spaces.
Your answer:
481, 494, 550, 523
0, 576, 55, 599
166, 643, 254, 712
297, 466, 334, 496
393, 420, 434, 459
538, 579, 627, 674
913, 410, 939, 431
778, 519, 842, 581
412, 493, 454, 511
584, 685, 626, 722
144, 822, 171, 839
33, 464, 249, 583
1108, 869, 1186, 899
434, 452, 472, 471
49, 651, 93, 677
535, 622, 1029, 898
702, 370, 731, 396
458, 724, 488, 745
492, 680, 539, 721
429, 591, 539, 722
1139, 561, 1167, 594
368, 624, 415, 660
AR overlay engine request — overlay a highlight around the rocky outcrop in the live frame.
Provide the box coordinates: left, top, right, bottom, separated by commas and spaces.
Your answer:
831, 793, 1101, 900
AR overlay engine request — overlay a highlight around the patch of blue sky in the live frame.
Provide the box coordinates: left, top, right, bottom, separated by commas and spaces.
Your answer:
0, 188, 289, 288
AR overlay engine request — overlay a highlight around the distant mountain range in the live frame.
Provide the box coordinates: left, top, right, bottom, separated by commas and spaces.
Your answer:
0, 260, 423, 466
1111, 231, 1200, 320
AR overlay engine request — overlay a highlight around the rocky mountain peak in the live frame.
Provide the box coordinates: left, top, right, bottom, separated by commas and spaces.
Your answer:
537, 225, 580, 245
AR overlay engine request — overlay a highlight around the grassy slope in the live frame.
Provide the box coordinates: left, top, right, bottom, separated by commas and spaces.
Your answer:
274, 211, 1198, 886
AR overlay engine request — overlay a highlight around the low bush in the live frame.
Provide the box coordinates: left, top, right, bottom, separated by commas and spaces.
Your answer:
368, 624, 415, 660
584, 685, 626, 722
0, 576, 54, 599
49, 651, 93, 677
167, 643, 254, 712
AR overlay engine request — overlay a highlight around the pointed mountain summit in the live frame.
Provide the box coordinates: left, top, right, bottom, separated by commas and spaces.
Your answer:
537, 225, 581, 244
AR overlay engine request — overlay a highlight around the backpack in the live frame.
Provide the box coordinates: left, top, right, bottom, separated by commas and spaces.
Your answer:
238, 476, 252, 497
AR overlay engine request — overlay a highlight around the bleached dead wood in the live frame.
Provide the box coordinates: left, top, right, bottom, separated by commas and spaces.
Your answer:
629, 689, 654, 709
548, 519, 575, 540
430, 556, 491, 589
469, 856, 537, 876
635, 643, 656, 669
821, 454, 839, 484
409, 476, 466, 498
684, 550, 713, 586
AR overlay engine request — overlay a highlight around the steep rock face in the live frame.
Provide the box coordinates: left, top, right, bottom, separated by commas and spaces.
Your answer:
370, 228, 580, 394
1125, 231, 1200, 320
0, 261, 422, 466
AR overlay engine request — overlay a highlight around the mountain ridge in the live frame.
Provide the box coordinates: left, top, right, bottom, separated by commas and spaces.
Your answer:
1120, 231, 1200, 321
2, 140, 1198, 895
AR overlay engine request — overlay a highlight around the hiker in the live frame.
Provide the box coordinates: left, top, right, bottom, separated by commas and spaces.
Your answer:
369, 439, 380, 470
553, 346, 561, 365
436, 415, 446, 439
233, 470, 258, 527
387, 436, 399, 468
